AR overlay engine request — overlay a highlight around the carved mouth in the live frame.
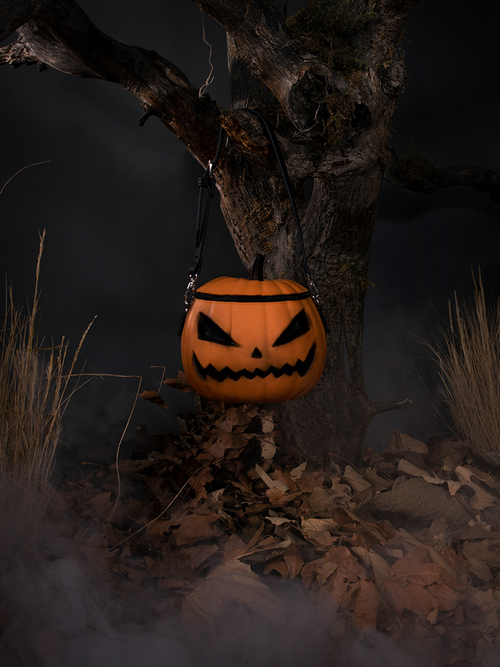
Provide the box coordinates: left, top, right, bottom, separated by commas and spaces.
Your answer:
193, 344, 316, 382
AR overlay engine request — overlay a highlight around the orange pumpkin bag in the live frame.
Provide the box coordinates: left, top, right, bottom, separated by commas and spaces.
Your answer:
180, 111, 327, 403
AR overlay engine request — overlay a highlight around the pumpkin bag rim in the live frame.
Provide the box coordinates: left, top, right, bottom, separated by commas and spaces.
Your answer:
194, 274, 311, 298
193, 290, 311, 303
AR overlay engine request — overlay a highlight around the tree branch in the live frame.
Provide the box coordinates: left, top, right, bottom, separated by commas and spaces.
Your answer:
0, 0, 341, 180
368, 398, 412, 419
385, 149, 500, 204
5, 19, 99, 76
0, 0, 51, 41
0, 0, 222, 166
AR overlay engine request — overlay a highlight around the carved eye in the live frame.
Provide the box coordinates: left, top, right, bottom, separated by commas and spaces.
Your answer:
198, 312, 239, 346
273, 310, 310, 347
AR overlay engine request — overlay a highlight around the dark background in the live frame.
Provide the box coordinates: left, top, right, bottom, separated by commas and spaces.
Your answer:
0, 0, 499, 464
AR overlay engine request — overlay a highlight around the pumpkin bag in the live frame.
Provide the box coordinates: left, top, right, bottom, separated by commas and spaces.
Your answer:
180, 111, 327, 403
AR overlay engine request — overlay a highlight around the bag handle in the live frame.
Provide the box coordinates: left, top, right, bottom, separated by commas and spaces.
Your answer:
183, 126, 224, 312
183, 111, 323, 319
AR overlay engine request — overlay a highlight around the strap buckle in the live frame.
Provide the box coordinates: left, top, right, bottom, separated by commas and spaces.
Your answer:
184, 273, 198, 313
306, 273, 320, 308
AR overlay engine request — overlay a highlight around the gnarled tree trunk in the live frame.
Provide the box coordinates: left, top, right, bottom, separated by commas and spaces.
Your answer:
212, 3, 414, 463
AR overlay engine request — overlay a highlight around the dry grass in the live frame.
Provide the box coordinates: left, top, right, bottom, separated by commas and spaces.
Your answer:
425, 271, 500, 455
0, 231, 90, 518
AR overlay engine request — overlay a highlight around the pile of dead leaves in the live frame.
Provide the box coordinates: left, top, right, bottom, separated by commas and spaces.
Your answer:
50, 389, 500, 666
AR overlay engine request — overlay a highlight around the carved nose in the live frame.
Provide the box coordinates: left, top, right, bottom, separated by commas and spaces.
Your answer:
251, 347, 262, 359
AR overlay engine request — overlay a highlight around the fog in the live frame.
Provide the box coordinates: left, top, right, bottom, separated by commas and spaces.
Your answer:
0, 485, 428, 667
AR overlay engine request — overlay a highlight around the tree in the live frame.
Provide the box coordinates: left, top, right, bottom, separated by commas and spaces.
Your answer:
2, 0, 499, 465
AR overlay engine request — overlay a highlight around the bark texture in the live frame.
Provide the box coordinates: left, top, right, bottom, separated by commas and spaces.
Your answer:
1, 0, 498, 464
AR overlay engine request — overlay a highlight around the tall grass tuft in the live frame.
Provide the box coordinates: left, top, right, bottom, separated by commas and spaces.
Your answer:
0, 231, 89, 519
426, 271, 500, 456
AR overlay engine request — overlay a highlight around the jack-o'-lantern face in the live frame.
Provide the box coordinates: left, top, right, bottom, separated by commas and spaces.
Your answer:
181, 273, 327, 403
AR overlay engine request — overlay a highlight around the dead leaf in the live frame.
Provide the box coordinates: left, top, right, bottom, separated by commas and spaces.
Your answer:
243, 535, 291, 563
336, 580, 360, 610
447, 480, 462, 496
282, 544, 305, 578
181, 560, 286, 634
266, 487, 288, 505
301, 517, 338, 535
343, 465, 373, 493
383, 579, 438, 616
364, 467, 392, 492
220, 532, 288, 566
189, 467, 215, 503
454, 605, 465, 625
476, 638, 500, 664
260, 414, 276, 433
455, 465, 497, 510
426, 545, 459, 585
290, 461, 307, 480
172, 512, 222, 546
163, 371, 193, 393
89, 491, 116, 522
300, 558, 323, 588
388, 431, 428, 454
453, 524, 491, 541
184, 543, 219, 569
385, 547, 404, 559
464, 465, 497, 489
216, 406, 257, 430
391, 551, 443, 586
398, 459, 444, 485
316, 561, 339, 586
113, 459, 152, 475
429, 437, 467, 467
434, 544, 469, 578
302, 487, 335, 515
269, 469, 297, 492
263, 557, 289, 577
300, 517, 336, 547
261, 440, 276, 460
255, 464, 289, 491
210, 431, 251, 458
353, 579, 381, 633
144, 519, 171, 536
462, 540, 500, 581
426, 583, 464, 611
139, 390, 169, 409
469, 587, 495, 609
324, 545, 367, 584
330, 479, 352, 503
265, 515, 294, 526
297, 471, 325, 492
369, 551, 392, 582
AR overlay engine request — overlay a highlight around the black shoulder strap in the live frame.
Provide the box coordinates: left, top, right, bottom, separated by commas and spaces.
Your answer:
184, 127, 224, 312
242, 109, 322, 313
182, 112, 325, 329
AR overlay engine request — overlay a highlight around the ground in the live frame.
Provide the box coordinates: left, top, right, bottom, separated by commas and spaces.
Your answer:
45, 386, 500, 667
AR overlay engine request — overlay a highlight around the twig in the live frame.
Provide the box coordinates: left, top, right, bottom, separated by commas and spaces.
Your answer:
107, 467, 201, 551
108, 375, 143, 521
0, 160, 52, 196
198, 8, 215, 97
66, 371, 145, 522
150, 365, 167, 393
